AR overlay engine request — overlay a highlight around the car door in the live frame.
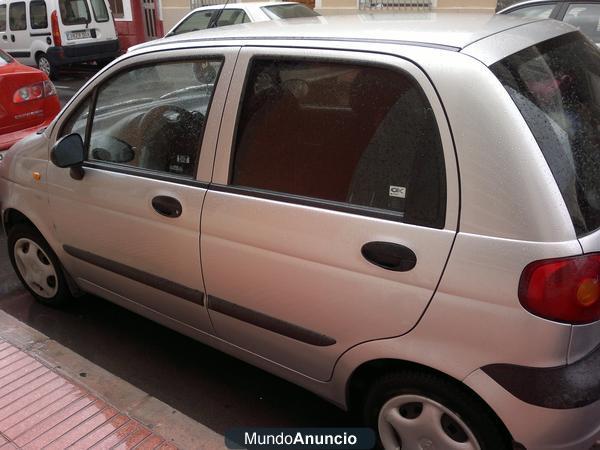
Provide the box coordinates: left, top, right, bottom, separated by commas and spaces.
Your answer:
5, 0, 33, 64
47, 47, 238, 333
201, 47, 459, 382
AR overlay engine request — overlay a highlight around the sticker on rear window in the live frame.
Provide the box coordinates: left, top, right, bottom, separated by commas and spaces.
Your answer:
389, 186, 406, 198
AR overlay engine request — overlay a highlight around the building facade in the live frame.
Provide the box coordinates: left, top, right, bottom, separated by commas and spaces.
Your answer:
110, 0, 164, 50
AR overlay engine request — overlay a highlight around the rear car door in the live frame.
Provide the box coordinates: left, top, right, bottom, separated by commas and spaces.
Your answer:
201, 47, 459, 381
47, 48, 237, 333
6, 1, 33, 64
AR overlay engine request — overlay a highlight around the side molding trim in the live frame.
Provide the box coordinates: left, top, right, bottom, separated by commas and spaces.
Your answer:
207, 296, 336, 347
63, 245, 204, 306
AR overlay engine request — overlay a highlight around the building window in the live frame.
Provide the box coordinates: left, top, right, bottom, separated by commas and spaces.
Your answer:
108, 0, 124, 19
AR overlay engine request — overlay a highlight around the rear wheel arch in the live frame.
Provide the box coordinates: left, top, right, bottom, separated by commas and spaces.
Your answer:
345, 358, 514, 444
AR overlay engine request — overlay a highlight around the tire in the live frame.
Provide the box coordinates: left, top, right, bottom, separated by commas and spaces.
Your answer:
7, 224, 72, 307
36, 53, 59, 80
363, 370, 512, 450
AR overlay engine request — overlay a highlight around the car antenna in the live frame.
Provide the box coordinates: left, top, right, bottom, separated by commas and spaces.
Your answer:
210, 0, 231, 28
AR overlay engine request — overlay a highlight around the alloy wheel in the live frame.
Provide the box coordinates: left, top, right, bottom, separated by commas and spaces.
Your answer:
13, 238, 58, 299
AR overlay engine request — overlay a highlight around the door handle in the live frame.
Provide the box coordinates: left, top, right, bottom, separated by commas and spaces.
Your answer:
151, 195, 182, 218
10, 35, 15, 42
361, 241, 417, 272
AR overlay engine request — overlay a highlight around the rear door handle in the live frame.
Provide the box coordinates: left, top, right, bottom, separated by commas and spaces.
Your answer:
10, 35, 15, 42
152, 195, 182, 218
361, 241, 417, 272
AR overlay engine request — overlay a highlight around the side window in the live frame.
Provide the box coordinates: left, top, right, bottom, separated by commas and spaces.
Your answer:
9, 2, 26, 31
30, 0, 48, 29
87, 59, 222, 177
172, 10, 214, 35
564, 4, 600, 44
215, 9, 247, 27
506, 3, 556, 18
0, 5, 6, 31
90, 0, 109, 22
61, 97, 91, 139
232, 59, 447, 228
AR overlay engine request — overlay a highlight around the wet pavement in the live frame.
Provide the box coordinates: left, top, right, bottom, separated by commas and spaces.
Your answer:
0, 234, 350, 436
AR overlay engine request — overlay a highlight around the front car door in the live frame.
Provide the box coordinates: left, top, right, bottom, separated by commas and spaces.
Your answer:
47, 47, 237, 333
201, 47, 459, 381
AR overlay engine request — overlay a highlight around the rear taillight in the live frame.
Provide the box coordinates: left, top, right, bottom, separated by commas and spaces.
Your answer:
51, 11, 61, 47
519, 253, 600, 324
13, 80, 57, 103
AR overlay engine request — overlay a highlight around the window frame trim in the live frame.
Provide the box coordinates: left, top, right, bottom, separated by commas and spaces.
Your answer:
50, 46, 241, 185
214, 47, 456, 230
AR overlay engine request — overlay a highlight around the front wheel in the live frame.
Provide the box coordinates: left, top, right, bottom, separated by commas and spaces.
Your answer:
36, 53, 59, 80
8, 224, 72, 307
363, 370, 512, 450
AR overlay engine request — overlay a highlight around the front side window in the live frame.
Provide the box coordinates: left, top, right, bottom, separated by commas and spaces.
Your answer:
59, 0, 90, 25
30, 0, 48, 29
61, 97, 91, 139
262, 3, 318, 19
85, 59, 222, 178
491, 32, 600, 235
231, 59, 446, 228
90, 0, 109, 22
563, 4, 600, 44
0, 5, 6, 32
9, 2, 26, 31
505, 3, 556, 18
171, 10, 215, 35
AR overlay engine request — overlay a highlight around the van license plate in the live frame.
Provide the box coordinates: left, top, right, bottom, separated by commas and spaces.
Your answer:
67, 30, 92, 40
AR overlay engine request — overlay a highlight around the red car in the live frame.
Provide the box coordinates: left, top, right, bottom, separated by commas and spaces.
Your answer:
0, 49, 60, 151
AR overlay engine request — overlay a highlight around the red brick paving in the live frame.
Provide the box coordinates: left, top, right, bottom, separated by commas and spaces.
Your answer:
0, 339, 177, 449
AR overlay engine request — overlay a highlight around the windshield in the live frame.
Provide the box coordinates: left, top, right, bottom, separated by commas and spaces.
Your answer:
261, 4, 319, 19
491, 32, 600, 236
59, 0, 91, 25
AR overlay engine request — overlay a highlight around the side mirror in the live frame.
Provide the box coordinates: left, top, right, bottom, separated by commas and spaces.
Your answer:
51, 133, 86, 180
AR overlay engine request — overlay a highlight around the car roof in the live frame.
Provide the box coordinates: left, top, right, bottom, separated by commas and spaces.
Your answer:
499, 0, 600, 12
137, 13, 552, 51
191, 1, 298, 10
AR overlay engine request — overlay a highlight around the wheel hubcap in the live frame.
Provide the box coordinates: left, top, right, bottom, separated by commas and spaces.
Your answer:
38, 57, 51, 76
378, 394, 480, 450
13, 238, 58, 298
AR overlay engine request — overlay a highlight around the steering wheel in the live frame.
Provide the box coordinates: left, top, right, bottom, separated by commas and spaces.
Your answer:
139, 105, 197, 174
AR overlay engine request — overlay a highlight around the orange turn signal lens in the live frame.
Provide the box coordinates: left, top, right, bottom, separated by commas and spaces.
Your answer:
577, 279, 600, 308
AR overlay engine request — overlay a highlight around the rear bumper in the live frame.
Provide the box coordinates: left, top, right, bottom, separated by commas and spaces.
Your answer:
0, 122, 50, 151
464, 345, 600, 449
46, 39, 120, 66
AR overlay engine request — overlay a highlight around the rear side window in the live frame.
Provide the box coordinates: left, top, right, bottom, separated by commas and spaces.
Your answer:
231, 59, 446, 228
215, 9, 248, 27
30, 0, 48, 29
262, 4, 318, 19
172, 10, 214, 35
90, 0, 109, 22
9, 2, 26, 31
0, 5, 6, 32
492, 32, 600, 235
505, 3, 556, 18
59, 0, 90, 25
563, 4, 600, 44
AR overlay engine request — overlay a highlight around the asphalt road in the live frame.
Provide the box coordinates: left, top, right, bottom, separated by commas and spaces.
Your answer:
53, 67, 96, 106
0, 233, 350, 434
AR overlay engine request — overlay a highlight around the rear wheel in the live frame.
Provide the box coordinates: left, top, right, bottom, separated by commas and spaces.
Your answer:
8, 224, 72, 307
363, 370, 512, 450
36, 53, 59, 80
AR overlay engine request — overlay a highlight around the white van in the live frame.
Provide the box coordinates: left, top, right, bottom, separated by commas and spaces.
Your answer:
0, 0, 119, 78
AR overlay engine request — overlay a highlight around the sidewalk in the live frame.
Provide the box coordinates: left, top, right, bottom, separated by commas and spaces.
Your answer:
0, 338, 175, 449
0, 309, 225, 450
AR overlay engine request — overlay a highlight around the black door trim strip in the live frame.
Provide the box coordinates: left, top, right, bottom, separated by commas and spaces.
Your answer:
8, 51, 31, 58
63, 245, 204, 306
207, 295, 336, 347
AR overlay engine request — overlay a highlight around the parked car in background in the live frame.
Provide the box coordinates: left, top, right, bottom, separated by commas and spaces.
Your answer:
0, 49, 59, 150
498, 0, 600, 44
0, 0, 120, 79
2, 14, 600, 450
165, 2, 319, 37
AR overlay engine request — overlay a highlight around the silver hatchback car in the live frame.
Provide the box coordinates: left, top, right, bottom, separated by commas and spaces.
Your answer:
1, 13, 599, 450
